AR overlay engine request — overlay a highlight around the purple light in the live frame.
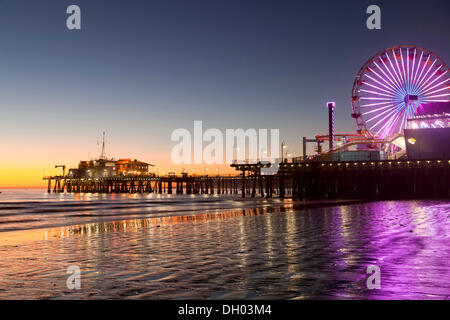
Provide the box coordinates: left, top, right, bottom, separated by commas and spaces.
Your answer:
362, 104, 394, 116
360, 101, 394, 108
352, 46, 450, 139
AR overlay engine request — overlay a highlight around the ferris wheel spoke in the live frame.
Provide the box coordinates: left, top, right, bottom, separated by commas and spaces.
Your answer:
374, 61, 403, 94
411, 50, 423, 91
360, 101, 395, 108
393, 49, 406, 92
410, 49, 418, 91
421, 70, 448, 92
359, 96, 396, 101
368, 67, 398, 92
380, 57, 404, 93
363, 81, 397, 95
365, 74, 397, 94
400, 49, 409, 93
424, 93, 450, 99
407, 48, 411, 93
374, 102, 406, 136
398, 107, 409, 133
414, 54, 431, 91
422, 99, 450, 103
386, 52, 405, 93
420, 66, 441, 91
360, 89, 395, 98
416, 59, 437, 89
378, 110, 401, 137
362, 104, 394, 115
369, 106, 402, 132
365, 103, 399, 124
423, 80, 450, 95
422, 78, 450, 93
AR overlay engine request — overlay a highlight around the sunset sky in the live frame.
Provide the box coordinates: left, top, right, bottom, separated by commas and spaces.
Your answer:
1, 0, 449, 188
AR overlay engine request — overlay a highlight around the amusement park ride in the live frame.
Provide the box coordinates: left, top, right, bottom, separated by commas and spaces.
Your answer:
307, 45, 450, 161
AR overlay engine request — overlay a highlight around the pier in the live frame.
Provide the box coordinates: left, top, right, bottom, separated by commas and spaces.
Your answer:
44, 159, 449, 200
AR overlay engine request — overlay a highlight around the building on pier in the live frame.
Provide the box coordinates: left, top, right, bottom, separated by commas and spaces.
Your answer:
67, 158, 153, 178
116, 159, 152, 175
404, 102, 450, 160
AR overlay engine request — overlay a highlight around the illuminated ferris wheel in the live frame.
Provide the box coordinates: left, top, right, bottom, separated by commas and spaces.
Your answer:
351, 45, 450, 139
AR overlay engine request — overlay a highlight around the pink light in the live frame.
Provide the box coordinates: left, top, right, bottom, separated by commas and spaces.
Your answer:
416, 59, 437, 88
370, 107, 401, 131
407, 48, 410, 92
414, 54, 431, 90
410, 49, 417, 90
360, 97, 396, 101
421, 70, 448, 92
362, 104, 394, 115
394, 49, 405, 86
353, 46, 449, 140
411, 51, 424, 90
422, 99, 450, 102
380, 55, 402, 90
422, 78, 450, 95
360, 89, 394, 98
360, 101, 395, 108
374, 60, 402, 93
400, 49, 408, 91
365, 74, 397, 94
398, 107, 408, 132
425, 93, 450, 98
420, 66, 442, 90
368, 67, 398, 92
386, 51, 404, 90
378, 109, 401, 137
366, 103, 400, 124
363, 81, 396, 95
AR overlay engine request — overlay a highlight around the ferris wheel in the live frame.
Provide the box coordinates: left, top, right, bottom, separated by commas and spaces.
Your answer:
351, 45, 450, 140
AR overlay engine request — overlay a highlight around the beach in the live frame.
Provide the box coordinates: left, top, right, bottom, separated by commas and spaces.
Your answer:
0, 190, 449, 299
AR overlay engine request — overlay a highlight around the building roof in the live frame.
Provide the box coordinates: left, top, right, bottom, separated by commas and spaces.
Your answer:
116, 159, 154, 166
415, 102, 450, 116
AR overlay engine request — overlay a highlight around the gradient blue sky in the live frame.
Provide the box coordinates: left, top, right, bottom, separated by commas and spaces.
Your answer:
0, 0, 449, 185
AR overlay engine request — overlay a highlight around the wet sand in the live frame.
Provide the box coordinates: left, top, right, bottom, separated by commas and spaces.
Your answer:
0, 199, 449, 299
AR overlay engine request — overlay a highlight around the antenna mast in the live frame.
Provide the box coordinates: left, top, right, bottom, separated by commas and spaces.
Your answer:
100, 131, 106, 160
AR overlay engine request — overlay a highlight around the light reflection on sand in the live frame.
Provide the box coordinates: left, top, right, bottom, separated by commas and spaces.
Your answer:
0, 200, 449, 299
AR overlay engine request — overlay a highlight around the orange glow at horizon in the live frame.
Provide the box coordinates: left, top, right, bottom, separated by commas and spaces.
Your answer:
0, 130, 243, 189
0, 152, 238, 189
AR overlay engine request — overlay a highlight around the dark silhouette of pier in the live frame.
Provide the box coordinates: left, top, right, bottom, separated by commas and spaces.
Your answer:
44, 159, 449, 200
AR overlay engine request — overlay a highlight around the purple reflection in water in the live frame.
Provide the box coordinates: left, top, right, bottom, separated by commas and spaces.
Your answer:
0, 197, 448, 299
